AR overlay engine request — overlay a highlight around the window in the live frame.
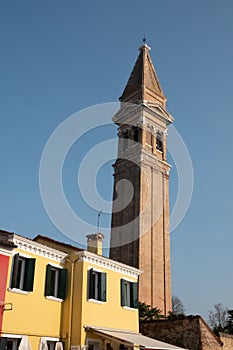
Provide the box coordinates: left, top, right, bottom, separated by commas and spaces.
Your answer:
45, 265, 67, 300
46, 341, 56, 350
39, 338, 62, 350
87, 340, 101, 350
156, 135, 163, 152
133, 127, 140, 143
0, 337, 21, 350
10, 254, 35, 292
88, 268, 106, 302
123, 130, 128, 150
120, 279, 138, 309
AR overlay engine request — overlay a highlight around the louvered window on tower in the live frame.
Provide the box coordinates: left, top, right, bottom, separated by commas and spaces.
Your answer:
156, 135, 163, 152
88, 268, 106, 302
120, 279, 138, 309
44, 264, 67, 299
10, 253, 36, 292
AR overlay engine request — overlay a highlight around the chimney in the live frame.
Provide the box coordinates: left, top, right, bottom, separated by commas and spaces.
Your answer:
86, 233, 104, 255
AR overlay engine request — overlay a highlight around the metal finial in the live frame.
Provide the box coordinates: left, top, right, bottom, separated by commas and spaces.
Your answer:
97, 209, 102, 233
142, 36, 146, 44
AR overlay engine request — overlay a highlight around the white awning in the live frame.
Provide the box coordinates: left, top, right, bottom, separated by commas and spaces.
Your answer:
84, 326, 186, 350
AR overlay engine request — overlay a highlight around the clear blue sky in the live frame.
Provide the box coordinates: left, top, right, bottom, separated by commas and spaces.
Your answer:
1, 0, 233, 321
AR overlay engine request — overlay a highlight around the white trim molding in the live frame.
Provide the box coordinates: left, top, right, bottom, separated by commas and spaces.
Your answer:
77, 251, 142, 278
13, 235, 67, 263
45, 296, 63, 303
8, 288, 29, 296
1, 334, 23, 338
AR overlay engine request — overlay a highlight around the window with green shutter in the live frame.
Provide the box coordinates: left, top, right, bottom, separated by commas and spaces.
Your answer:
88, 268, 106, 302
0, 338, 7, 350
120, 279, 138, 309
10, 254, 35, 292
45, 264, 67, 300
0, 338, 21, 350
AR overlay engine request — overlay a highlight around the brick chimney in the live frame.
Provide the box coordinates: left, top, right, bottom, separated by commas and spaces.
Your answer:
86, 233, 104, 255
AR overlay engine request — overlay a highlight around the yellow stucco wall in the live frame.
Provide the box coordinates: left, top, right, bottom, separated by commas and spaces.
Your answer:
2, 237, 141, 350
2, 247, 65, 350
73, 258, 139, 346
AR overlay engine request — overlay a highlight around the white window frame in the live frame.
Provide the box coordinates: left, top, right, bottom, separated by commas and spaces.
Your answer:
122, 280, 131, 307
87, 267, 105, 303
50, 266, 59, 298
9, 252, 34, 293
17, 256, 26, 290
92, 270, 99, 300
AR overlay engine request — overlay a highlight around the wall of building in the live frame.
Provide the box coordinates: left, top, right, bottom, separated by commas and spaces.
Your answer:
0, 253, 10, 334
75, 254, 139, 346
2, 242, 67, 350
1, 234, 141, 350
220, 333, 233, 350
140, 316, 222, 350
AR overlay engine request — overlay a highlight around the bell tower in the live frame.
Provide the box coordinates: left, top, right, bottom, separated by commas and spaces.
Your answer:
110, 43, 173, 315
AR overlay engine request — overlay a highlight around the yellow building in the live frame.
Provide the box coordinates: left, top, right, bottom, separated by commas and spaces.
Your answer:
1, 231, 67, 350
34, 234, 141, 350
0, 230, 185, 350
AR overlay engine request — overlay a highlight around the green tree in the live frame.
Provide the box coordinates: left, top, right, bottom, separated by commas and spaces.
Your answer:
139, 302, 162, 321
223, 310, 233, 334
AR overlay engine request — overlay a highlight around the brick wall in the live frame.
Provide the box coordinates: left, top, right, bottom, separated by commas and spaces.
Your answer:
220, 333, 233, 350
140, 316, 222, 350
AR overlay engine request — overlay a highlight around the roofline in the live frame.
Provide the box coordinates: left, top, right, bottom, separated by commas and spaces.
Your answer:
33, 234, 83, 252
13, 234, 68, 260
77, 250, 142, 277
199, 316, 223, 346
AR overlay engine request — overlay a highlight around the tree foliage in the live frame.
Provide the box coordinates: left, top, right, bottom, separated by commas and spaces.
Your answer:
224, 310, 233, 334
139, 302, 162, 321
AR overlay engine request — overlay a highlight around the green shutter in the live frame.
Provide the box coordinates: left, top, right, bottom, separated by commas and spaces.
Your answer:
11, 254, 19, 288
45, 264, 52, 296
99, 272, 106, 302
130, 282, 138, 309
24, 258, 36, 292
0, 338, 7, 350
121, 279, 126, 306
88, 269, 94, 299
58, 268, 67, 299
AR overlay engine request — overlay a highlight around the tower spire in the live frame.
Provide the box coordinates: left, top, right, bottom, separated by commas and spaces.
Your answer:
119, 43, 166, 107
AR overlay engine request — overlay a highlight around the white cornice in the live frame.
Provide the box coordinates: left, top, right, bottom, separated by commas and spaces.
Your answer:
142, 102, 174, 124
77, 250, 142, 278
13, 235, 67, 263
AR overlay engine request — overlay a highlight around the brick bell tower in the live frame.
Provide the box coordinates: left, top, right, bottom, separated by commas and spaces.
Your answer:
110, 43, 173, 315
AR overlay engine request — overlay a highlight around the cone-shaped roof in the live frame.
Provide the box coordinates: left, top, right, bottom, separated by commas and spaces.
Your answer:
120, 44, 166, 106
